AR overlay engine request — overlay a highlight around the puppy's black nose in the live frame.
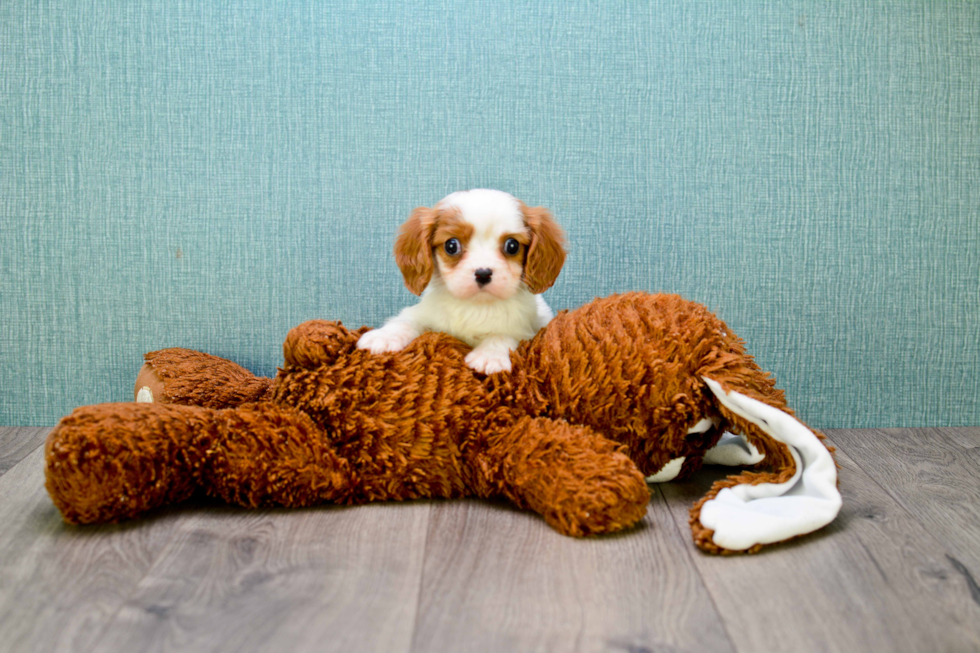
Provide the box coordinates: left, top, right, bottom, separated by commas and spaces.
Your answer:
475, 268, 493, 287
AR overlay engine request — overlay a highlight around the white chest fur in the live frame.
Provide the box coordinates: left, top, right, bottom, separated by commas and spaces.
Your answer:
414, 282, 541, 346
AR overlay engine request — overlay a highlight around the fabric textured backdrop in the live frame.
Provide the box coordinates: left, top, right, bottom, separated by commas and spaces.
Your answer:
1, 1, 978, 427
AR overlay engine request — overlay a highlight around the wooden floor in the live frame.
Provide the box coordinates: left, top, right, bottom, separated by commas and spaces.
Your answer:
1, 427, 979, 653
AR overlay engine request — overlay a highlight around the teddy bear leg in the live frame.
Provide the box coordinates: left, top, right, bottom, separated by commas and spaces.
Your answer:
45, 402, 214, 524
476, 416, 650, 536
134, 348, 273, 409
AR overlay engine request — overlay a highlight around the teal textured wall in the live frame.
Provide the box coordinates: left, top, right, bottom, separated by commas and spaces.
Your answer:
2, 1, 978, 427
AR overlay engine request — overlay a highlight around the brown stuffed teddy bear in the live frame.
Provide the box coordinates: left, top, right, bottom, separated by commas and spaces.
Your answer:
44, 293, 841, 554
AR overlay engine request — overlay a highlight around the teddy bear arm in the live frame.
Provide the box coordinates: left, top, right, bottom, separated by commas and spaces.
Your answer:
45, 401, 360, 524
476, 416, 650, 536
137, 348, 273, 409
282, 320, 368, 369
45, 402, 217, 524
199, 402, 357, 509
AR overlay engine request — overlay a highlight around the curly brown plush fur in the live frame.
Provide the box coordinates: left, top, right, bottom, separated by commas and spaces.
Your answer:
45, 293, 833, 552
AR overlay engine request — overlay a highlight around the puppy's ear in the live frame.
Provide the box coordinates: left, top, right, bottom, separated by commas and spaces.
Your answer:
521, 204, 566, 294
395, 207, 437, 295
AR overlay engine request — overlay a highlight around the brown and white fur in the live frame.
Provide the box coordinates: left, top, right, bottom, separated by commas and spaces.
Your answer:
356, 189, 566, 374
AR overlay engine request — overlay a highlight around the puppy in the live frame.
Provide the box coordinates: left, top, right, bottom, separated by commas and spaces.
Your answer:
356, 189, 566, 374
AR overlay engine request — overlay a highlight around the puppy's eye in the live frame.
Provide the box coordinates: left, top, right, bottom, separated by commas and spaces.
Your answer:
444, 238, 461, 256
503, 238, 521, 256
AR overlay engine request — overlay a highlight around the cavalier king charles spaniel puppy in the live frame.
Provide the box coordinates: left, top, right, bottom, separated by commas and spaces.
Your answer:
356, 189, 566, 374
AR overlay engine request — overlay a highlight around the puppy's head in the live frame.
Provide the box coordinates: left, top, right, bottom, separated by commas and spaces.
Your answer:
394, 189, 566, 300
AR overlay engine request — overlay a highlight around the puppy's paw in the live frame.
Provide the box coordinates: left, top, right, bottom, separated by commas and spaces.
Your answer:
465, 348, 512, 374
356, 325, 417, 354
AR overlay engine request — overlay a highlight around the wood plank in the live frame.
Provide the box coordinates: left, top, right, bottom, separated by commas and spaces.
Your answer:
827, 428, 980, 580
88, 502, 430, 653
659, 439, 980, 653
0, 427, 51, 476
0, 447, 182, 653
410, 497, 735, 653
928, 426, 980, 450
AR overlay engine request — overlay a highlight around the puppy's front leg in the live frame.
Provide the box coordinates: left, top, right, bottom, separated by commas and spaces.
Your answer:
356, 318, 421, 354
465, 335, 519, 374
